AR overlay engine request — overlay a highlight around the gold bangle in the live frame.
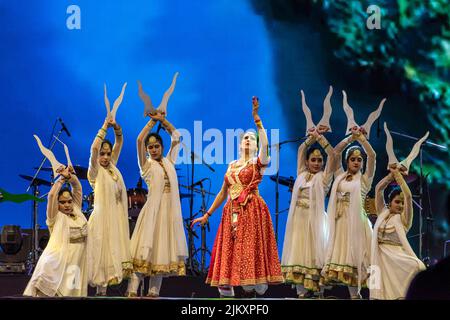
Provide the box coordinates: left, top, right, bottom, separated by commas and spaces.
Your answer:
97, 131, 106, 139
100, 128, 107, 133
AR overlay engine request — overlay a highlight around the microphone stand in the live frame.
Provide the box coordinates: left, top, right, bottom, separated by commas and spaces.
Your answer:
193, 180, 211, 274
390, 130, 447, 262
270, 136, 306, 243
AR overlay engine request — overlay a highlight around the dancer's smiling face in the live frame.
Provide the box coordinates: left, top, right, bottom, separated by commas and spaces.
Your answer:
346, 148, 364, 174
390, 195, 404, 214
146, 134, 163, 161
58, 190, 74, 215
306, 150, 323, 174
99, 142, 112, 168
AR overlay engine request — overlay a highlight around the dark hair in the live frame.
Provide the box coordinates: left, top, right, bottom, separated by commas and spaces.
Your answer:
145, 133, 164, 148
101, 139, 113, 151
345, 145, 366, 163
306, 144, 325, 160
388, 187, 402, 204
58, 187, 72, 199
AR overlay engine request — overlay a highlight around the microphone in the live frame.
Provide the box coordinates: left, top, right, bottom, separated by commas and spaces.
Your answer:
58, 118, 71, 137
191, 178, 208, 187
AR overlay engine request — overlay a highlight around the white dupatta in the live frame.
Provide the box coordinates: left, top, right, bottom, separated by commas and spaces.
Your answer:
370, 208, 425, 298
24, 206, 86, 297
323, 171, 372, 294
87, 163, 130, 286
282, 171, 329, 268
132, 156, 188, 258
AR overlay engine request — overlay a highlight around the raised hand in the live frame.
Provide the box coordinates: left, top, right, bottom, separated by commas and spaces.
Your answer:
310, 128, 320, 140
350, 126, 360, 137
59, 166, 72, 181
359, 126, 368, 136
107, 118, 120, 130
148, 111, 166, 122
317, 125, 330, 134
252, 96, 259, 115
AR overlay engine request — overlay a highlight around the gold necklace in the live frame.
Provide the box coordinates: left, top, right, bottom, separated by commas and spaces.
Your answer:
107, 167, 118, 181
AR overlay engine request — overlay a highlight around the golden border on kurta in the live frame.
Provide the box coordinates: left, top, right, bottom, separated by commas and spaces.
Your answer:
281, 265, 324, 292
132, 259, 186, 276
321, 263, 367, 287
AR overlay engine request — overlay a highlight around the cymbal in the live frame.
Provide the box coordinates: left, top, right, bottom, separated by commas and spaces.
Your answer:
388, 173, 418, 186
19, 174, 52, 187
36, 165, 89, 180
269, 175, 295, 188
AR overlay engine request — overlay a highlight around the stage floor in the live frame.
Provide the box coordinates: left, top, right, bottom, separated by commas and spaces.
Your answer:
0, 274, 367, 299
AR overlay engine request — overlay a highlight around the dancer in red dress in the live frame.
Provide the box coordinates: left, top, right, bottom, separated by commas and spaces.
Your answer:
192, 97, 283, 298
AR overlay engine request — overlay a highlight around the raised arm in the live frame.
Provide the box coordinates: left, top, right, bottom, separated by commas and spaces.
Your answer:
160, 118, 181, 164
333, 135, 354, 176
374, 172, 394, 214
393, 170, 413, 230
252, 97, 270, 166
111, 121, 123, 165
137, 119, 157, 170
191, 180, 228, 227
46, 178, 65, 224
355, 132, 376, 181
316, 133, 335, 188
297, 135, 315, 176
88, 119, 108, 183
67, 168, 83, 209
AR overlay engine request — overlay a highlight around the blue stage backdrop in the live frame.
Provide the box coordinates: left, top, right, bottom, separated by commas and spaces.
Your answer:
1, 1, 448, 261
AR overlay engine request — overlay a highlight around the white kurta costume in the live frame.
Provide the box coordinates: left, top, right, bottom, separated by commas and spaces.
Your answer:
370, 172, 426, 299
281, 136, 333, 293
24, 177, 88, 297
322, 135, 375, 294
128, 129, 187, 296
87, 131, 132, 289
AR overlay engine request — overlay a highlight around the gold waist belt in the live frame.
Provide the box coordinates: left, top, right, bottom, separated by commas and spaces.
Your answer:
337, 192, 350, 203
296, 198, 310, 209
230, 189, 260, 211
378, 239, 401, 246
70, 235, 87, 244
163, 180, 171, 193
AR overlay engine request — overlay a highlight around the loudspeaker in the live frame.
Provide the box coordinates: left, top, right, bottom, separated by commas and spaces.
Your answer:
0, 228, 49, 263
